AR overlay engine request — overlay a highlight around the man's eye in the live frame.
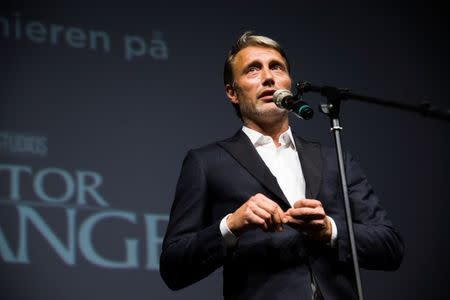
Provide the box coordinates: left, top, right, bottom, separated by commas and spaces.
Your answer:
247, 66, 259, 73
272, 64, 283, 70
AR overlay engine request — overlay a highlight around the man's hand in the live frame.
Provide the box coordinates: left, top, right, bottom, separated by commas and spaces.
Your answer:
284, 199, 332, 243
227, 193, 287, 236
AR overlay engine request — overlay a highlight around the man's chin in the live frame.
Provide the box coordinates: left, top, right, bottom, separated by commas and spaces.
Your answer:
261, 105, 287, 116
254, 107, 288, 122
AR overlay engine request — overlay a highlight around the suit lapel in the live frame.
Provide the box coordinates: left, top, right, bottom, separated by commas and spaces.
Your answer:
293, 135, 323, 199
217, 130, 291, 208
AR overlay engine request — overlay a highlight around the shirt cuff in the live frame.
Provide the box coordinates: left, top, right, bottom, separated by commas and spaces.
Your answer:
328, 216, 338, 248
220, 214, 238, 247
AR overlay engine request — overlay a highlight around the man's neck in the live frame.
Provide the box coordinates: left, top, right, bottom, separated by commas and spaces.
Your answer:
243, 119, 289, 148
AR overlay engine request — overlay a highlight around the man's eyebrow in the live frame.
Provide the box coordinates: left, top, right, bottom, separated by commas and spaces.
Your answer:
243, 60, 262, 68
269, 59, 287, 67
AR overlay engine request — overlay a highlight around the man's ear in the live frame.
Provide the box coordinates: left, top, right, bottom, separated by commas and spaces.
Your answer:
225, 83, 239, 105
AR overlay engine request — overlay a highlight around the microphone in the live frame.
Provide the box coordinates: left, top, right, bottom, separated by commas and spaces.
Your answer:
273, 89, 314, 120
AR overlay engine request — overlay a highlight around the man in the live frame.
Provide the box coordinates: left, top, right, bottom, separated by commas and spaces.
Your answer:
160, 32, 404, 299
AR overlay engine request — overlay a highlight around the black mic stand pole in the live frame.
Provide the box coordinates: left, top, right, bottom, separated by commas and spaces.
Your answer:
296, 82, 366, 299
317, 87, 365, 300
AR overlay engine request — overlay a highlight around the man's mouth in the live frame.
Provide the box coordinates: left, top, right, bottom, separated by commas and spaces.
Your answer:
258, 89, 276, 102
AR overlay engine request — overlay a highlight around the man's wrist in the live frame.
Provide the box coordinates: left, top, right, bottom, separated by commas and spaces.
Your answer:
327, 216, 338, 248
220, 214, 238, 247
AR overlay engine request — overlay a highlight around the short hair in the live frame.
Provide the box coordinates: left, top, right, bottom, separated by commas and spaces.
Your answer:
223, 31, 291, 119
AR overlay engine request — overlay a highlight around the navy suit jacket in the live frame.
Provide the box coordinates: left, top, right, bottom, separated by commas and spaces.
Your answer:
160, 130, 404, 299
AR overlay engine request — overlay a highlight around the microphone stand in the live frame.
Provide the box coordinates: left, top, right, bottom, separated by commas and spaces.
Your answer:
297, 81, 450, 122
295, 81, 449, 300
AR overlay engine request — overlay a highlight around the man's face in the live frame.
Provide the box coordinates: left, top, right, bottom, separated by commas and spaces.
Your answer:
226, 46, 292, 124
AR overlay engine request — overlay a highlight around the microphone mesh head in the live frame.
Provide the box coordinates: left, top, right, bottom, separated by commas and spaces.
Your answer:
273, 89, 293, 107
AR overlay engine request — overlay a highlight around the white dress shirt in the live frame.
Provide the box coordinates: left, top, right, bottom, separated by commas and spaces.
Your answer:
220, 126, 337, 247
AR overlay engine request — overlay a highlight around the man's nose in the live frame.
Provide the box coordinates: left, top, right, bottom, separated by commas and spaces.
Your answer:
261, 67, 275, 86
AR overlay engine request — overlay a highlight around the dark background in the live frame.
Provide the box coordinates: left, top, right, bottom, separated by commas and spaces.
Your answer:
1, 1, 449, 299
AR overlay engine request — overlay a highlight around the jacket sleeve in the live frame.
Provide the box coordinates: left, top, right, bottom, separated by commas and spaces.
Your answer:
333, 152, 405, 270
159, 150, 228, 290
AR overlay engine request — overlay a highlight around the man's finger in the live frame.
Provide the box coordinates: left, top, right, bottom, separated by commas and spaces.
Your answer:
285, 216, 326, 232
293, 199, 323, 209
254, 194, 285, 227
250, 203, 273, 226
247, 210, 269, 231
288, 207, 325, 220
270, 206, 285, 231
300, 220, 327, 232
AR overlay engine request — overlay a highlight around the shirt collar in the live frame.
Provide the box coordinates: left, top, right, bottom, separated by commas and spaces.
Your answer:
242, 126, 297, 150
